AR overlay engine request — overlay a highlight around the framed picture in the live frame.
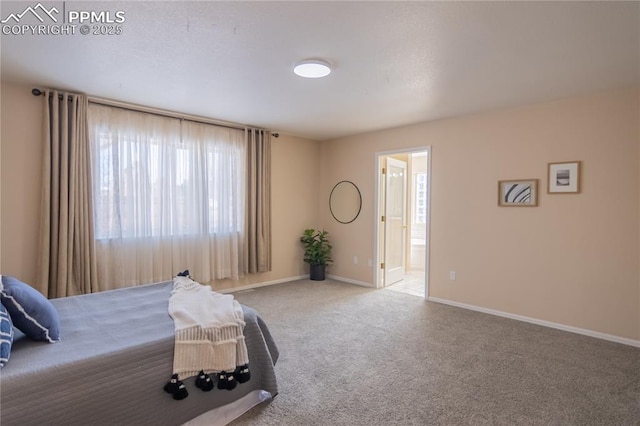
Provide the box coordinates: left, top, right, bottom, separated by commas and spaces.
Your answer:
498, 179, 538, 207
548, 161, 581, 193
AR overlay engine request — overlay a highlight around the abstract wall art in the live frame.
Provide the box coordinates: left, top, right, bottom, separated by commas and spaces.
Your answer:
498, 179, 539, 207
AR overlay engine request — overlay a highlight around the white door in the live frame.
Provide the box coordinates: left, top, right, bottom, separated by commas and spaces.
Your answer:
384, 157, 407, 286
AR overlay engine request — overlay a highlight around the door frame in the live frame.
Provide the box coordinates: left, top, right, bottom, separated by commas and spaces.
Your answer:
373, 146, 432, 298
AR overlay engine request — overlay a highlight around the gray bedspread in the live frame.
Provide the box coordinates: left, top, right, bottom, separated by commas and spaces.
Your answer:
0, 281, 279, 426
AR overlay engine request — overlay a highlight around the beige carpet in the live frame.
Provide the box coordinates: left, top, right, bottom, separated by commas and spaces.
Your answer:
230, 279, 639, 425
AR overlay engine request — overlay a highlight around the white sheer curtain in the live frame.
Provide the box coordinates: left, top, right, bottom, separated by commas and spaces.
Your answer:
89, 104, 246, 289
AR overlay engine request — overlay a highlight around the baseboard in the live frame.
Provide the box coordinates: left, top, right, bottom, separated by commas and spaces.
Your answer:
220, 274, 374, 293
428, 297, 640, 348
327, 275, 374, 288
221, 275, 307, 294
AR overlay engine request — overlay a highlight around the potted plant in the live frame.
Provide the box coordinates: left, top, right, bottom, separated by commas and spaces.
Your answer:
300, 228, 333, 281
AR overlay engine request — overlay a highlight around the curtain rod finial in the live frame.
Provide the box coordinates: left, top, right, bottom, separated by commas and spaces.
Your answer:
32, 88, 43, 96
271, 132, 279, 138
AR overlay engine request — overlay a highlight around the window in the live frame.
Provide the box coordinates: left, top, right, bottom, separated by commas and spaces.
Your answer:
90, 105, 245, 240
88, 104, 247, 284
415, 173, 427, 224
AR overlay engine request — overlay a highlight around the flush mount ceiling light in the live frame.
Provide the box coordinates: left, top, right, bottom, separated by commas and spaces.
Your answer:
293, 59, 331, 78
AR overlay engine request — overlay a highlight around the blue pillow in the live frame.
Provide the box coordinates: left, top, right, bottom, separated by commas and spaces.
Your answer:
0, 276, 60, 343
0, 301, 13, 368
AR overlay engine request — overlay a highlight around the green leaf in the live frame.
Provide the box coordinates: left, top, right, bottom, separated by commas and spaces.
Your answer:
300, 228, 333, 265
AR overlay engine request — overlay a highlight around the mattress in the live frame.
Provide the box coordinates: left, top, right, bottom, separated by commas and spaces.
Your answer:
0, 281, 279, 425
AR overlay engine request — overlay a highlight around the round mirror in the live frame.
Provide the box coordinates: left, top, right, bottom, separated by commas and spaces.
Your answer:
330, 181, 362, 224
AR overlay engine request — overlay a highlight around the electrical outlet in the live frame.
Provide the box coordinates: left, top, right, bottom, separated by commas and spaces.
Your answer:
449, 271, 456, 281
353, 256, 358, 265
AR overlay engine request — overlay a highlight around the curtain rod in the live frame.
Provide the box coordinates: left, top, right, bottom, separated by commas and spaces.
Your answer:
32, 87, 75, 101
31, 87, 279, 137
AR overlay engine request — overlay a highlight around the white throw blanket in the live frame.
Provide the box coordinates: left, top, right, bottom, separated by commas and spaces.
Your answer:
168, 276, 249, 380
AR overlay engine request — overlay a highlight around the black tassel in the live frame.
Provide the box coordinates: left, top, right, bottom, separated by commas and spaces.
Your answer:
236, 364, 251, 383
217, 371, 228, 390
217, 371, 237, 390
225, 371, 237, 391
196, 370, 214, 392
164, 374, 180, 393
164, 374, 189, 400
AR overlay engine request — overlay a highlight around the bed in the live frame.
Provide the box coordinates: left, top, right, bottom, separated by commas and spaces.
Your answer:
0, 280, 279, 426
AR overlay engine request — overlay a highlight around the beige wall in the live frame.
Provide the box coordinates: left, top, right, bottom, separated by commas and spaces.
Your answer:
320, 87, 640, 341
0, 82, 321, 292
1, 83, 43, 286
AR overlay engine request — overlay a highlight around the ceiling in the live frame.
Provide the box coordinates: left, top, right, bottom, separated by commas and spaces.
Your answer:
1, 1, 638, 140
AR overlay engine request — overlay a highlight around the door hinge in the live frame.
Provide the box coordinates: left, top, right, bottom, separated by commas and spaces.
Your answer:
381, 262, 385, 269
382, 167, 386, 174
381, 215, 385, 222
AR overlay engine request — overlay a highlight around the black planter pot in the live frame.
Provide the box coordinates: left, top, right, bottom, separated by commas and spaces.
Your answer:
309, 264, 326, 281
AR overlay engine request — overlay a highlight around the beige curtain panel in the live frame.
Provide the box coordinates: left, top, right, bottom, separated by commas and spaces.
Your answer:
244, 129, 272, 274
38, 91, 98, 298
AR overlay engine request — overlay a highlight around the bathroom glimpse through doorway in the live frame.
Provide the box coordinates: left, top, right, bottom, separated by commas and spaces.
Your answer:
375, 147, 431, 298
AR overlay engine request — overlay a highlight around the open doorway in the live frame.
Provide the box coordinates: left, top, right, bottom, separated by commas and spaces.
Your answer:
374, 147, 431, 298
